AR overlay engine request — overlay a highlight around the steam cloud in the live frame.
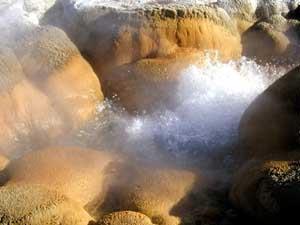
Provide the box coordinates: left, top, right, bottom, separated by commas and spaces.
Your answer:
71, 57, 285, 168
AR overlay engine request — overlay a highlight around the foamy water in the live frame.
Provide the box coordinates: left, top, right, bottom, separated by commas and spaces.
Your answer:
73, 57, 285, 166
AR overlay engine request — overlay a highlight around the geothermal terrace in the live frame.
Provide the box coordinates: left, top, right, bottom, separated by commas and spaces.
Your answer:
1, 0, 300, 225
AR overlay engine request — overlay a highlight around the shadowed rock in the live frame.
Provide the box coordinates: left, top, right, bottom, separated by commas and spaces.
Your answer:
91, 162, 201, 225
242, 14, 300, 65
231, 65, 300, 224
287, 5, 300, 21
231, 153, 300, 224
237, 65, 300, 161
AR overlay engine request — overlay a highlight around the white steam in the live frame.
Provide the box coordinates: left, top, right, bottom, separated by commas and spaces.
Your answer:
73, 57, 285, 166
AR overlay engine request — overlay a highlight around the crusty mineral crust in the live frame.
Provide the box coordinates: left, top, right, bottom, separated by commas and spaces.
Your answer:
0, 47, 24, 92
0, 184, 92, 225
42, 2, 242, 112
15, 26, 79, 77
97, 211, 154, 225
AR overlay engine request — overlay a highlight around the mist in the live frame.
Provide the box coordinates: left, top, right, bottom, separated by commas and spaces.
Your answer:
67, 56, 285, 170
0, 1, 298, 225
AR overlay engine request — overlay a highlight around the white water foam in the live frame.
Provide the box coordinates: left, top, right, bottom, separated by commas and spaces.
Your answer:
74, 57, 285, 165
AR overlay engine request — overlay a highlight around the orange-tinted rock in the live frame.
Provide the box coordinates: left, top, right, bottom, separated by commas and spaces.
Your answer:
0, 184, 93, 225
43, 3, 242, 112
87, 5, 241, 72
15, 26, 104, 130
97, 211, 154, 225
0, 47, 64, 157
93, 162, 201, 225
4, 147, 120, 206
104, 49, 204, 112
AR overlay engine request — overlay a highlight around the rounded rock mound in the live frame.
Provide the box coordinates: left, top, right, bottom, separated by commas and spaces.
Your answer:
0, 184, 92, 225
105, 49, 204, 112
97, 211, 154, 225
230, 153, 300, 224
237, 65, 300, 161
4, 147, 120, 206
242, 14, 300, 65
94, 163, 201, 225
43, 1, 242, 113
0, 47, 64, 157
15, 25, 104, 130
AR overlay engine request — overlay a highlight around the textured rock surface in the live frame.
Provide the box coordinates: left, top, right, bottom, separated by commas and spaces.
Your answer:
0, 47, 64, 157
217, 0, 258, 33
0, 184, 92, 225
104, 49, 204, 112
97, 211, 154, 225
44, 1, 241, 65
242, 14, 300, 64
4, 147, 120, 206
255, 0, 300, 19
231, 65, 300, 223
217, 0, 257, 21
231, 153, 300, 223
237, 65, 300, 162
91, 163, 201, 225
43, 2, 241, 112
15, 26, 104, 129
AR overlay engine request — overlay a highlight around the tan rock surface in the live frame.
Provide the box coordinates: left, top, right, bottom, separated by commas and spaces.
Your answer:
0, 47, 64, 157
0, 184, 93, 225
15, 26, 104, 129
4, 147, 120, 206
97, 211, 154, 225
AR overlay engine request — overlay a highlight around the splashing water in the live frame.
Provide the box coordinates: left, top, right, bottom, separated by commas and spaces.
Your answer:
73, 57, 285, 166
